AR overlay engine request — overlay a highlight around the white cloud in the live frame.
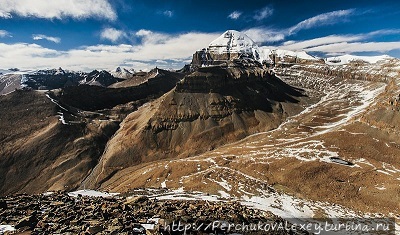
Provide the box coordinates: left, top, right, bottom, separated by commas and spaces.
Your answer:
0, 0, 116, 20
244, 27, 286, 43
0, 30, 220, 71
305, 42, 400, 54
131, 30, 220, 60
0, 43, 60, 60
0, 29, 11, 37
280, 35, 363, 51
228, 11, 242, 20
253, 6, 273, 21
289, 9, 355, 35
364, 29, 400, 37
243, 25, 400, 57
32, 34, 61, 43
264, 28, 400, 56
135, 29, 152, 37
100, 28, 127, 43
243, 9, 357, 44
163, 10, 173, 17
279, 29, 400, 51
135, 29, 170, 44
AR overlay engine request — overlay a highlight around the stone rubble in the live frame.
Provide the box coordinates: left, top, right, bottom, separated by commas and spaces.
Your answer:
0, 191, 310, 235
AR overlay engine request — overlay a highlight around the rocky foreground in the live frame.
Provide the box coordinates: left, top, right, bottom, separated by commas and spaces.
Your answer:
0, 191, 308, 235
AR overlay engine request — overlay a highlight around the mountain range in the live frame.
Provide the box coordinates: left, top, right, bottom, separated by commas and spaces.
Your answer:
1, 30, 399, 227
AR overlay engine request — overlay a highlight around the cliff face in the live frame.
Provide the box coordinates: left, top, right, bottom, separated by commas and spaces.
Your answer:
191, 50, 265, 69
177, 63, 269, 92
84, 63, 309, 188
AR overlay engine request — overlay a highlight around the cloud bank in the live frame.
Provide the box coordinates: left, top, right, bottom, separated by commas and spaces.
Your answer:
280, 30, 400, 55
0, 0, 116, 20
0, 30, 220, 71
0, 8, 399, 71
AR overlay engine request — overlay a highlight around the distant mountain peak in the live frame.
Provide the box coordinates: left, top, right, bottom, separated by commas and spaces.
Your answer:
55, 67, 65, 75
110, 66, 135, 79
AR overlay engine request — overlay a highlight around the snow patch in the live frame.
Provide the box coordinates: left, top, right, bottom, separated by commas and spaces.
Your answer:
57, 112, 69, 125
261, 48, 318, 61
67, 189, 119, 198
326, 54, 391, 65
150, 189, 220, 202
42, 191, 55, 196
45, 94, 69, 112
0, 225, 15, 233
376, 170, 392, 176
161, 179, 167, 188
375, 185, 386, 190
213, 178, 232, 191
218, 190, 231, 198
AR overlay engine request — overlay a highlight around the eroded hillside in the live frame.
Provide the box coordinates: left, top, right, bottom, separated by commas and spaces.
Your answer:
0, 69, 183, 195
83, 62, 311, 189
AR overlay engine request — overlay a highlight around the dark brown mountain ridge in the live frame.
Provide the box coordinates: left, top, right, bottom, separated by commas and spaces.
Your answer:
83, 61, 311, 189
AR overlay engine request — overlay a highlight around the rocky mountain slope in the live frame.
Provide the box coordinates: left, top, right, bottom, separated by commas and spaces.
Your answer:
83, 61, 309, 189
0, 69, 183, 195
0, 74, 21, 95
0, 90, 120, 195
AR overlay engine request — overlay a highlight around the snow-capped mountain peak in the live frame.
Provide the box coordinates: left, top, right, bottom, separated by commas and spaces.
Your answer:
110, 66, 135, 79
208, 30, 260, 60
204, 30, 319, 64
55, 67, 66, 75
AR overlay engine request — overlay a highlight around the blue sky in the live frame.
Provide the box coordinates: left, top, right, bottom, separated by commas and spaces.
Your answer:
0, 0, 400, 71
